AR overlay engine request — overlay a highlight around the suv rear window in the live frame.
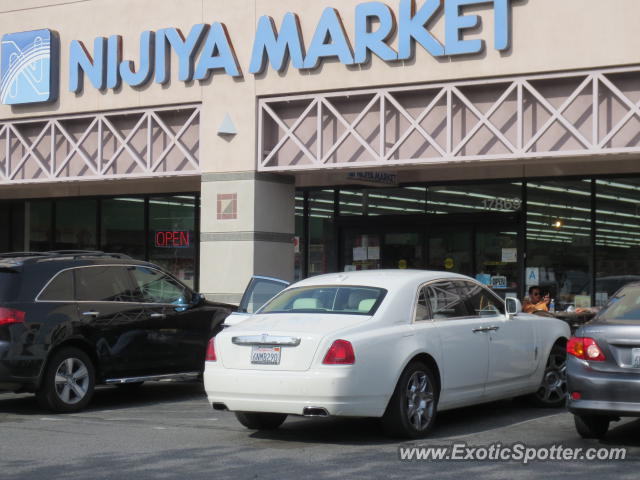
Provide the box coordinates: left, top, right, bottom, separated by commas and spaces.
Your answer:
0, 271, 20, 301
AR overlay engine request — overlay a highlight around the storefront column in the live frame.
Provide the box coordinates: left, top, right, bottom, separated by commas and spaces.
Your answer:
199, 172, 295, 304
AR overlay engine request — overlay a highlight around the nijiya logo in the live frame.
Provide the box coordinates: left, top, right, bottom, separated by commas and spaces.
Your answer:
1, 29, 59, 105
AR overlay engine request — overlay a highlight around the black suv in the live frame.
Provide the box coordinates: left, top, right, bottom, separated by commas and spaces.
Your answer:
0, 251, 234, 412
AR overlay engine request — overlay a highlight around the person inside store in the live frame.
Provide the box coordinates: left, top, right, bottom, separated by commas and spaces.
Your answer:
522, 286, 551, 313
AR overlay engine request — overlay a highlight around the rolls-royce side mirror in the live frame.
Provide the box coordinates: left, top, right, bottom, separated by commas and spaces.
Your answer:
505, 297, 522, 318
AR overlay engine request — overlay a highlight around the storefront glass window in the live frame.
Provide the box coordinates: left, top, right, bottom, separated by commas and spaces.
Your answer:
475, 226, 519, 299
427, 183, 522, 214
339, 189, 365, 216
595, 177, 640, 306
366, 187, 426, 216
149, 195, 197, 289
526, 180, 592, 309
54, 199, 98, 251
0, 204, 9, 252
340, 187, 426, 216
28, 201, 52, 251
10, 203, 25, 251
294, 193, 305, 281
308, 190, 336, 276
427, 228, 472, 273
343, 232, 383, 270
101, 197, 145, 259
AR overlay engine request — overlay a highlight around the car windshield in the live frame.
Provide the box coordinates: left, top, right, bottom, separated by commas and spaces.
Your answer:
598, 285, 640, 321
259, 285, 387, 315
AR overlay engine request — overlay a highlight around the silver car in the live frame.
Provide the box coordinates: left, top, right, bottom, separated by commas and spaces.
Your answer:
567, 282, 640, 438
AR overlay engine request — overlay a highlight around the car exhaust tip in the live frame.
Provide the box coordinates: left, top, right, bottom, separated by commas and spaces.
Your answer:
303, 407, 329, 417
212, 402, 229, 411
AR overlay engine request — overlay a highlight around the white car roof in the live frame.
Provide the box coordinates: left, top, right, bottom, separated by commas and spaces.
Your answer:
291, 269, 472, 291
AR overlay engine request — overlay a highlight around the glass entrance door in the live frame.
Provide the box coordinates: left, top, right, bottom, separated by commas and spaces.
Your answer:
341, 219, 520, 297
343, 231, 424, 271
426, 223, 519, 297
474, 225, 519, 298
427, 227, 472, 274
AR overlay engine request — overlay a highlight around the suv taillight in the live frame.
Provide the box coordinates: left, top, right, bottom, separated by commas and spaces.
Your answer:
322, 340, 355, 365
567, 337, 606, 362
205, 337, 217, 362
0, 308, 25, 326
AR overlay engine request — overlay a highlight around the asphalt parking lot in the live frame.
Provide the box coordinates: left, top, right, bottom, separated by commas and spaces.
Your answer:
1, 381, 639, 480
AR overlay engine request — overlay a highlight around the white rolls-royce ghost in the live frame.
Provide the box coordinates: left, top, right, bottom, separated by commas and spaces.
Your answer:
204, 270, 570, 438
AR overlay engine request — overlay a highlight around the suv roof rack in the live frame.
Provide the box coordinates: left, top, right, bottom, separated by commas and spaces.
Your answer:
44, 250, 133, 260
0, 252, 51, 258
0, 251, 133, 261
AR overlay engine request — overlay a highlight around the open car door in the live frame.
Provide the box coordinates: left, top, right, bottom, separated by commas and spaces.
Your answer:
224, 276, 290, 327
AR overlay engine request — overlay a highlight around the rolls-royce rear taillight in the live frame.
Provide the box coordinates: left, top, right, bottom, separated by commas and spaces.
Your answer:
322, 339, 355, 365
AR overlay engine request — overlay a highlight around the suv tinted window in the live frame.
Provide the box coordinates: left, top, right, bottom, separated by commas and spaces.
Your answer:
424, 281, 469, 319
75, 266, 136, 302
39, 270, 74, 301
130, 266, 189, 304
459, 281, 505, 316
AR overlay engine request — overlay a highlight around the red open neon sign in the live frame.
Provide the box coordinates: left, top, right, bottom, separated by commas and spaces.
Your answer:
155, 231, 190, 248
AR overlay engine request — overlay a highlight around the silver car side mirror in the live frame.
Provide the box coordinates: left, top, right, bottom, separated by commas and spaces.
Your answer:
505, 297, 522, 318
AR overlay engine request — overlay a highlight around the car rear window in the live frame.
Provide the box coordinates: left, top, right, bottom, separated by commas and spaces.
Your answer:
599, 285, 640, 321
259, 285, 387, 315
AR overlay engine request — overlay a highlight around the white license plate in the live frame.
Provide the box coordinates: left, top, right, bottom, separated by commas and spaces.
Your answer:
251, 346, 281, 365
632, 348, 640, 368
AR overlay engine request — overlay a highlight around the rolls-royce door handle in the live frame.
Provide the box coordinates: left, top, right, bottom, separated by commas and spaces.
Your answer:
82, 311, 100, 318
149, 313, 166, 319
472, 326, 500, 333
472, 327, 489, 333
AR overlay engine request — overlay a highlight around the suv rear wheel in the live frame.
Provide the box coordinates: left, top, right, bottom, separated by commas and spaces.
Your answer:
36, 347, 95, 413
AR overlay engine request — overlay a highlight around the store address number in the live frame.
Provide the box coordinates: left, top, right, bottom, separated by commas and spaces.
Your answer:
481, 197, 522, 211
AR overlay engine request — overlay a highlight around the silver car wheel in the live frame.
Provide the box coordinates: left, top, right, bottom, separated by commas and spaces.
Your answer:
406, 371, 435, 431
54, 357, 90, 405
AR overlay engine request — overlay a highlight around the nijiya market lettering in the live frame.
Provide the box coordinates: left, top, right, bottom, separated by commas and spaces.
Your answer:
69, 0, 513, 93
